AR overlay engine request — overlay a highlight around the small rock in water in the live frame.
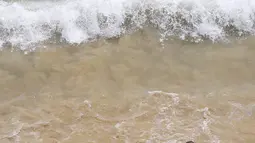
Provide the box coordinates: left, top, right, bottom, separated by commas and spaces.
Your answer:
186, 141, 194, 143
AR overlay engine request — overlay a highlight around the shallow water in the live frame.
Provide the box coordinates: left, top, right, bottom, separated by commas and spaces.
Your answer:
0, 29, 254, 143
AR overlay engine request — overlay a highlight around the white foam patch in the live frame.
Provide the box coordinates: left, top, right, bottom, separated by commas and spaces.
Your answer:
148, 90, 180, 105
0, 0, 255, 49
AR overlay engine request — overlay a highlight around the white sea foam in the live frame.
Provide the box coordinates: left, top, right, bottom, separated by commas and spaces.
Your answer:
0, 0, 255, 49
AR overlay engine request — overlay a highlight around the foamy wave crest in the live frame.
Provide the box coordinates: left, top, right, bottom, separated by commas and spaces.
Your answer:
0, 0, 255, 49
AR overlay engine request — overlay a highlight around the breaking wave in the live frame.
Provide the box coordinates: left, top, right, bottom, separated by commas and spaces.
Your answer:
0, 0, 255, 49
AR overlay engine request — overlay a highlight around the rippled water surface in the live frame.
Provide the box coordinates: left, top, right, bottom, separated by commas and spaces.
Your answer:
1, 0, 255, 142
0, 30, 255, 143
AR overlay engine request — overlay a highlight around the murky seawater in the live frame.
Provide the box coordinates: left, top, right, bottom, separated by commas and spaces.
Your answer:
0, 30, 254, 143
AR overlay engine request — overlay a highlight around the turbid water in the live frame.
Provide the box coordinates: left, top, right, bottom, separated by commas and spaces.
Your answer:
0, 0, 255, 143
0, 29, 255, 143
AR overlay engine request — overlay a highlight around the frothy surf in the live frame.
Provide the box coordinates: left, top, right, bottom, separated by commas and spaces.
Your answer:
1, 0, 255, 50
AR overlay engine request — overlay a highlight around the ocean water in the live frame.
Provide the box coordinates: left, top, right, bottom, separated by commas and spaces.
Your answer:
0, 0, 255, 143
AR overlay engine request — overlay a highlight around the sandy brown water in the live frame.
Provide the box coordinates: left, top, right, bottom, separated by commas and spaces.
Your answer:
0, 30, 254, 143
